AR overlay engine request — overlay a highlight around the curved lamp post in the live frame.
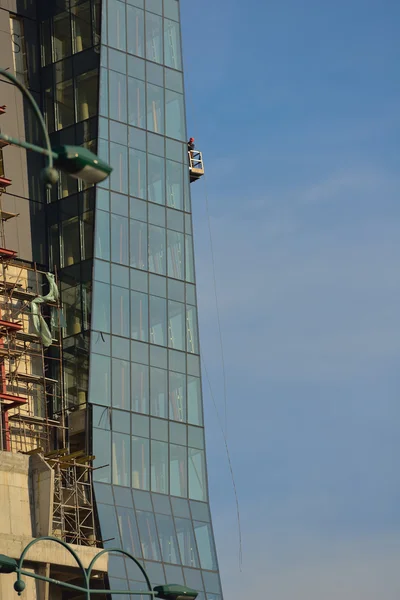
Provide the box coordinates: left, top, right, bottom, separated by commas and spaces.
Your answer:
0, 68, 112, 187
0, 536, 198, 600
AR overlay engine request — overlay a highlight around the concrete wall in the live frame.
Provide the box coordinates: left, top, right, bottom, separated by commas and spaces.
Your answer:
0, 451, 108, 599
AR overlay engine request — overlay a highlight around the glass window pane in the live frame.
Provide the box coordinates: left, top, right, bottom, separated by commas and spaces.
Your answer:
129, 149, 147, 199
187, 376, 202, 426
76, 70, 98, 122
108, 0, 126, 50
128, 55, 145, 80
151, 417, 168, 441
149, 225, 166, 275
72, 1, 92, 52
111, 214, 129, 264
170, 444, 187, 497
109, 70, 127, 122
188, 426, 204, 450
93, 430, 111, 483
150, 367, 167, 418
186, 305, 199, 354
55, 77, 74, 130
167, 230, 184, 280
132, 436, 150, 490
169, 349, 186, 374
189, 448, 207, 501
61, 217, 79, 266
151, 440, 168, 494
127, 5, 144, 57
117, 506, 142, 557
168, 279, 184, 302
109, 48, 127, 74
147, 84, 164, 134
93, 404, 111, 429
148, 155, 165, 205
131, 340, 149, 364
132, 414, 149, 437
152, 493, 171, 515
128, 77, 145, 128
166, 160, 183, 210
175, 518, 199, 567
150, 345, 167, 369
145, 12, 163, 64
94, 481, 114, 504
112, 432, 131, 486
169, 371, 186, 421
164, 0, 179, 22
164, 19, 182, 70
168, 300, 185, 351
111, 263, 129, 287
146, 0, 162, 14
155, 514, 180, 564
136, 510, 161, 561
132, 363, 149, 413
149, 203, 165, 227
97, 503, 121, 546
190, 501, 210, 522
193, 522, 217, 570
112, 359, 131, 410
53, 12, 71, 61
185, 235, 195, 282
110, 143, 129, 194
112, 285, 130, 336
131, 269, 148, 292
149, 274, 166, 298
170, 421, 186, 446
130, 197, 147, 221
92, 281, 111, 333
171, 497, 190, 518
114, 486, 133, 508
166, 89, 185, 141
149, 296, 167, 346
131, 291, 149, 341
90, 356, 111, 406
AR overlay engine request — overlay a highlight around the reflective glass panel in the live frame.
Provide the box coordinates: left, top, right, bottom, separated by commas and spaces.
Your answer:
150, 367, 167, 418
93, 429, 111, 483
175, 518, 199, 567
166, 89, 185, 140
167, 230, 184, 280
193, 522, 217, 571
110, 143, 129, 195
149, 296, 167, 346
166, 160, 183, 210
111, 214, 129, 265
97, 503, 121, 546
129, 149, 147, 199
131, 291, 149, 342
155, 514, 180, 564
109, 70, 127, 122
151, 440, 168, 494
148, 155, 165, 205
108, 0, 126, 50
186, 305, 199, 354
164, 19, 182, 70
136, 510, 161, 560
145, 12, 162, 63
127, 5, 144, 57
147, 84, 164, 134
169, 371, 186, 421
112, 432, 131, 486
128, 77, 146, 128
76, 70, 98, 122
53, 12, 71, 61
112, 359, 131, 410
131, 363, 149, 413
185, 235, 195, 282
170, 444, 187, 498
116, 506, 142, 557
132, 436, 150, 490
111, 286, 130, 337
149, 225, 166, 275
189, 448, 207, 501
168, 300, 185, 350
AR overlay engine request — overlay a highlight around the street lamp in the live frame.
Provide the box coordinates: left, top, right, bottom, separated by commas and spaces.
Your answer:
0, 536, 198, 599
0, 68, 112, 187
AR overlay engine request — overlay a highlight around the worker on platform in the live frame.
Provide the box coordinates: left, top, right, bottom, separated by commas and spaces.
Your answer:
188, 137, 195, 153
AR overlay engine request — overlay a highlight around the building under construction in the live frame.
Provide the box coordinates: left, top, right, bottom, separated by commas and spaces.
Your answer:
0, 0, 221, 599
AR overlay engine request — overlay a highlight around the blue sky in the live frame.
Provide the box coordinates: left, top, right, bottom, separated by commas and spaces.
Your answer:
181, 1, 400, 598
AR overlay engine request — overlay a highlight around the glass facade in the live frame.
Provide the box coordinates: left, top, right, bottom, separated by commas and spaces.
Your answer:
36, 0, 221, 597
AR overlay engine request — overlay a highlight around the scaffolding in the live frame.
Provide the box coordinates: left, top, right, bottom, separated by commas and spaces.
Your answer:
45, 448, 97, 546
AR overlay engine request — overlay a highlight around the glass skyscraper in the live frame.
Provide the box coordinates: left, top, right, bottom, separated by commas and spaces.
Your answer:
0, 0, 224, 597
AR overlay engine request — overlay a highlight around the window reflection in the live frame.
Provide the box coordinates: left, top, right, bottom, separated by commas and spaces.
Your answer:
188, 448, 207, 501
185, 235, 195, 282
61, 217, 80, 266
167, 230, 184, 280
111, 285, 130, 336
150, 296, 167, 346
89, 354, 111, 406
95, 210, 110, 261
76, 70, 98, 122
150, 367, 167, 418
149, 225, 166, 275
130, 220, 148, 270
145, 12, 162, 63
108, 0, 126, 51
55, 77, 74, 130
166, 160, 183, 210
131, 363, 149, 414
128, 77, 146, 128
112, 432, 130, 486
186, 305, 199, 354
164, 19, 182, 70
72, 1, 92, 53
170, 444, 187, 497
168, 301, 185, 351
92, 281, 111, 333
136, 510, 161, 561
127, 5, 144, 57
109, 70, 127, 122
169, 371, 186, 422
187, 376, 202, 426
193, 522, 217, 571
97, 503, 121, 545
111, 214, 129, 265
151, 440, 168, 494
147, 84, 164, 134
129, 149, 147, 199
174, 518, 199, 567
112, 359, 130, 410
148, 155, 165, 205
110, 143, 129, 194
117, 506, 142, 557
155, 514, 181, 564
132, 436, 149, 490
131, 291, 148, 342
166, 90, 185, 141
93, 429, 111, 483
53, 12, 71, 61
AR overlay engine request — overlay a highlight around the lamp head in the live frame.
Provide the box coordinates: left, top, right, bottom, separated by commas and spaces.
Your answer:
154, 584, 198, 600
53, 145, 112, 184
0, 554, 17, 574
